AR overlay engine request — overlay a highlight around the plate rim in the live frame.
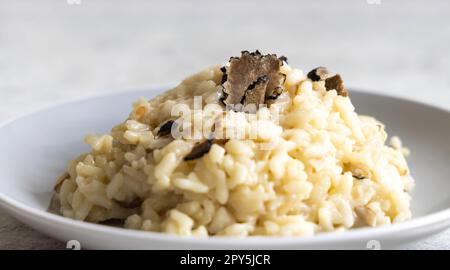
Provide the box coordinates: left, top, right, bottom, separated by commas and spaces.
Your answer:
1, 86, 450, 246
2, 188, 450, 246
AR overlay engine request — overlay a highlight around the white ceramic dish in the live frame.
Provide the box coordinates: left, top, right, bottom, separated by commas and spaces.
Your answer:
0, 86, 449, 250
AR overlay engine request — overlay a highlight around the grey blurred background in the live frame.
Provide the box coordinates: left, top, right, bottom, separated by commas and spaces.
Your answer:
0, 0, 449, 249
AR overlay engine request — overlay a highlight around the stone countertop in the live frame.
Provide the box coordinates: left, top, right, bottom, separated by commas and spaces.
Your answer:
0, 0, 449, 249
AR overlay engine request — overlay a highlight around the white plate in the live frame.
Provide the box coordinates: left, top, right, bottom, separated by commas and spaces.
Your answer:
0, 87, 450, 250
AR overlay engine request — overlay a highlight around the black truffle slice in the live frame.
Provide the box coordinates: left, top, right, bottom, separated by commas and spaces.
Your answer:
352, 174, 366, 180
242, 75, 268, 107
266, 73, 286, 101
266, 87, 284, 100
307, 67, 329, 81
278, 55, 288, 64
325, 74, 348, 97
184, 139, 214, 161
157, 120, 176, 137
220, 51, 285, 108
220, 66, 228, 84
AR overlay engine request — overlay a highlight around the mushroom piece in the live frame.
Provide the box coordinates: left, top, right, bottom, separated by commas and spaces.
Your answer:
219, 50, 285, 109
325, 74, 348, 97
184, 139, 214, 161
307, 67, 329, 81
354, 206, 377, 227
307, 67, 349, 97
157, 120, 176, 138
183, 138, 228, 161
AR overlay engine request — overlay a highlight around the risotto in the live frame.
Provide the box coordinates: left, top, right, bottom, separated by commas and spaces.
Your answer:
54, 51, 414, 237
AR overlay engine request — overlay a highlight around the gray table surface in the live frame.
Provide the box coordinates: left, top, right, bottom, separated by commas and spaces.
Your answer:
0, 0, 449, 249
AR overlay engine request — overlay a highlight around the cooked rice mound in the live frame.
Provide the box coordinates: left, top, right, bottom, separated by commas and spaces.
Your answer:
55, 59, 414, 237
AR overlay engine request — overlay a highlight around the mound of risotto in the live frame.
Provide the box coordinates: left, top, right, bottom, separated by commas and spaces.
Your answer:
54, 51, 414, 237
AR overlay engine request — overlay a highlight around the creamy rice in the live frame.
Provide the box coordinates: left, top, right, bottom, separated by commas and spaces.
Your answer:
54, 62, 414, 237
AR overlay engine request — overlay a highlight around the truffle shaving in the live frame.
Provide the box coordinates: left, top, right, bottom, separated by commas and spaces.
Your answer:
242, 75, 268, 108
325, 74, 348, 97
220, 50, 285, 109
307, 67, 329, 81
157, 120, 176, 137
184, 139, 213, 161
278, 55, 288, 64
220, 66, 228, 84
